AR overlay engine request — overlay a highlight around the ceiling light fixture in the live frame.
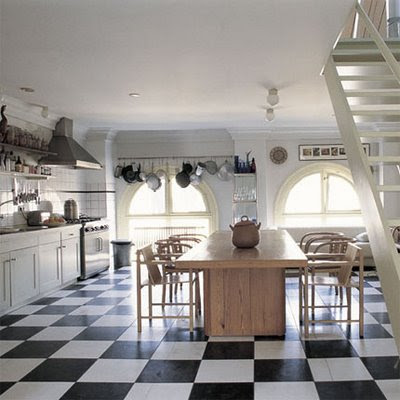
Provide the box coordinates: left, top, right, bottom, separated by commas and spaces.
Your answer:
129, 92, 140, 98
20, 87, 35, 93
267, 88, 279, 106
265, 108, 275, 122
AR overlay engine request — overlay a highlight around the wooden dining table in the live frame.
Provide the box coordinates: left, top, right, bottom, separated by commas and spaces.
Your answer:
175, 229, 308, 336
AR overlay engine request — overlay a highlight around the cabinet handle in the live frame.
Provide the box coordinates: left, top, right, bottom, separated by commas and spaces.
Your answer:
33, 253, 36, 289
10, 258, 16, 261
3, 265, 6, 302
56, 246, 61, 280
99, 237, 103, 251
69, 233, 74, 236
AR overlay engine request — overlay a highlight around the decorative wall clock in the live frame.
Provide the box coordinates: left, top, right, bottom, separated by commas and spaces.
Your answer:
270, 146, 288, 164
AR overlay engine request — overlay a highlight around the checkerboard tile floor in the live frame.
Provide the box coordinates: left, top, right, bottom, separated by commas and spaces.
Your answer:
0, 268, 398, 400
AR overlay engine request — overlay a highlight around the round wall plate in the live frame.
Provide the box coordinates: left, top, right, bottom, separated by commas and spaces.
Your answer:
270, 146, 288, 164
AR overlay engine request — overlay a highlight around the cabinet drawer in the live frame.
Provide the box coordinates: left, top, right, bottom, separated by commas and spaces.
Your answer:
61, 227, 80, 241
0, 233, 38, 252
39, 231, 61, 245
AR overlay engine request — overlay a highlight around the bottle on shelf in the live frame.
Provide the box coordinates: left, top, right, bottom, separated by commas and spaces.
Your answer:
250, 158, 256, 173
15, 156, 22, 172
9, 152, 16, 171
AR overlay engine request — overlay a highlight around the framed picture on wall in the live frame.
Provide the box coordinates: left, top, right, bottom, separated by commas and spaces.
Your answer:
299, 144, 370, 161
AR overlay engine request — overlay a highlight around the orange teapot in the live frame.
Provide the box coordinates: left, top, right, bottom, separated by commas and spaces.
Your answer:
229, 216, 261, 248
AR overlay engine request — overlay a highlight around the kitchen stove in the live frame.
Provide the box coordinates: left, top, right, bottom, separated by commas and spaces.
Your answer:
76, 217, 110, 280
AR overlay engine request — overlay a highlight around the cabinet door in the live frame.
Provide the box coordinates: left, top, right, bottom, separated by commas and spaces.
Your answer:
62, 238, 80, 283
0, 253, 11, 311
39, 242, 61, 293
10, 247, 39, 306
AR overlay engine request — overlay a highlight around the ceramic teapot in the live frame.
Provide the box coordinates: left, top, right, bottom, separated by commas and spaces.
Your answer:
229, 216, 261, 248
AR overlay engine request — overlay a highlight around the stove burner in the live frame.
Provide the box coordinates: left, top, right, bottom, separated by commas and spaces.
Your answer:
65, 217, 101, 224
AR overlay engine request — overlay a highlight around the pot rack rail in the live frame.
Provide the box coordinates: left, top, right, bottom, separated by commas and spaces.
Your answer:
117, 155, 233, 162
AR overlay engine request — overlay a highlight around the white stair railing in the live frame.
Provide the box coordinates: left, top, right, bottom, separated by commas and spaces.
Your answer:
324, 2, 400, 353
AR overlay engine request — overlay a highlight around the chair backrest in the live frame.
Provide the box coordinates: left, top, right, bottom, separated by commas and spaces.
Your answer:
304, 233, 345, 253
313, 236, 356, 254
391, 226, 400, 243
337, 243, 362, 286
137, 244, 162, 285
299, 231, 344, 251
155, 239, 174, 257
170, 241, 192, 255
170, 235, 202, 244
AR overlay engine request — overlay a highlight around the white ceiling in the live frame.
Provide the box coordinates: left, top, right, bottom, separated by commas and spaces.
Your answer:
0, 0, 354, 130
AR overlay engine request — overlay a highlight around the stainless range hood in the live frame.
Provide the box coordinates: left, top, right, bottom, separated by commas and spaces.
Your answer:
40, 118, 102, 170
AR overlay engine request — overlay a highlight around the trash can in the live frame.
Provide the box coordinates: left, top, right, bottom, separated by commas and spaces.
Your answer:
111, 240, 133, 269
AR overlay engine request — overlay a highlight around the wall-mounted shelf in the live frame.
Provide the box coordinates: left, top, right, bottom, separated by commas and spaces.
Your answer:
0, 171, 53, 180
234, 173, 256, 177
0, 142, 57, 157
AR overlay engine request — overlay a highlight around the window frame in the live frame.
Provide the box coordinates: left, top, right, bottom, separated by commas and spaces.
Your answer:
127, 175, 212, 218
275, 162, 362, 226
117, 172, 218, 240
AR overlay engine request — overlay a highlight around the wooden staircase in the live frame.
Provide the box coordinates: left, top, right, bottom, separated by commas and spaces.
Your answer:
324, 3, 400, 351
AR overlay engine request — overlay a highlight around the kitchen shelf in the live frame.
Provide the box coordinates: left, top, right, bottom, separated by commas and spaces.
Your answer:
232, 200, 257, 204
0, 142, 57, 156
0, 171, 53, 180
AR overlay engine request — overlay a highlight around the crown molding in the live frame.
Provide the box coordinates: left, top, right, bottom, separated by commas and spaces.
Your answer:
2, 95, 61, 130
115, 129, 232, 144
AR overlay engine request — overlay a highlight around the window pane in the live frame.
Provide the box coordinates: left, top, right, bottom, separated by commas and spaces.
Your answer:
327, 175, 360, 211
285, 173, 321, 213
129, 177, 166, 214
171, 178, 207, 212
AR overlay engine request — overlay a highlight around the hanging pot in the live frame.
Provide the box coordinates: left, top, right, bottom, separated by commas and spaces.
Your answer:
182, 162, 193, 174
176, 170, 190, 188
205, 160, 218, 175
114, 163, 123, 179
122, 163, 137, 183
134, 164, 143, 182
195, 162, 206, 176
145, 163, 161, 191
217, 160, 235, 181
190, 173, 201, 186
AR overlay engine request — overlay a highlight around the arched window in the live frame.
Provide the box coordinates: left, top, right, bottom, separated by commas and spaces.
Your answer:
275, 163, 362, 227
118, 174, 218, 248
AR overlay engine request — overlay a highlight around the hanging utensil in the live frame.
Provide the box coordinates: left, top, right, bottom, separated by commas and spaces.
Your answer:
217, 160, 235, 181
146, 162, 162, 192
205, 159, 218, 175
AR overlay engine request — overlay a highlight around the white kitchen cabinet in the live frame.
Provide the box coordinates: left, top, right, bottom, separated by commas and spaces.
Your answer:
62, 237, 80, 283
39, 242, 61, 292
10, 246, 39, 306
0, 253, 11, 311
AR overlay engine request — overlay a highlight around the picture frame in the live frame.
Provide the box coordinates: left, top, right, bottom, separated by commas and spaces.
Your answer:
299, 144, 370, 161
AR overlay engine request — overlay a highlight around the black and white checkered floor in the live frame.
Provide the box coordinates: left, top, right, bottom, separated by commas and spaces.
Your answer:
0, 267, 399, 400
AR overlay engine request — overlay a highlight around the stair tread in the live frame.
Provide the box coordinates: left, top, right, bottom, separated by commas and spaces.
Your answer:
369, 156, 400, 164
340, 75, 399, 81
358, 131, 400, 137
377, 185, 400, 191
345, 89, 400, 96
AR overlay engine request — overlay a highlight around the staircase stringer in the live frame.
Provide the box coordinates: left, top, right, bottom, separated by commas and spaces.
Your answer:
324, 56, 400, 352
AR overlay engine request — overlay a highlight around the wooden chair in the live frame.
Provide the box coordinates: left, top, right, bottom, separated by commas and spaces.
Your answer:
136, 244, 199, 332
300, 243, 364, 338
305, 236, 356, 308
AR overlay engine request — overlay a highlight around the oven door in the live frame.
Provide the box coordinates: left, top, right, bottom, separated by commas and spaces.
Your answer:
82, 230, 110, 278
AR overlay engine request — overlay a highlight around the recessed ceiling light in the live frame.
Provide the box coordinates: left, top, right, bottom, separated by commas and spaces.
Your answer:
129, 92, 140, 98
20, 87, 35, 93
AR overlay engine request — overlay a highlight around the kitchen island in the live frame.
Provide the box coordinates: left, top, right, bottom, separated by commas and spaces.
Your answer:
175, 229, 307, 336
